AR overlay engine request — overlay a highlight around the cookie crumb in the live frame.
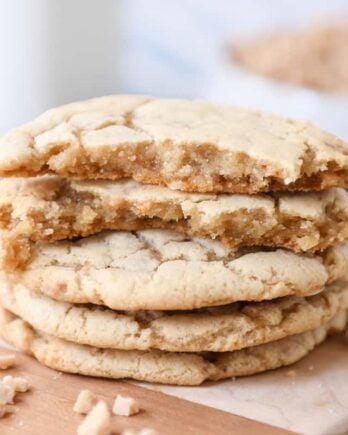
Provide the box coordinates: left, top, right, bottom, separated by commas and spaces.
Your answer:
308, 365, 314, 371
286, 370, 296, 378
0, 375, 29, 419
0, 383, 16, 404
3, 376, 30, 393
0, 354, 16, 370
113, 395, 139, 417
77, 401, 111, 435
73, 389, 98, 414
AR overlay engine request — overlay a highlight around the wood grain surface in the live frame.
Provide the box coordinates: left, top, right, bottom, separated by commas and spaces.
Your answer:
0, 348, 292, 435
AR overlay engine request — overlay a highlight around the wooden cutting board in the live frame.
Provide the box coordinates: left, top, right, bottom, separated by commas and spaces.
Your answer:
0, 348, 292, 435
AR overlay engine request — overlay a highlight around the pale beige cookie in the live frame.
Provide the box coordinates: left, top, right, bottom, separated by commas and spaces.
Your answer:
1, 279, 347, 353
0, 307, 344, 386
1, 177, 348, 253
0, 96, 347, 193
2, 230, 348, 310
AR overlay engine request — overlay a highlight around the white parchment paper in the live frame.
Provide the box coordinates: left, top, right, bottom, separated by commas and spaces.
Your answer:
137, 337, 348, 435
1, 336, 347, 433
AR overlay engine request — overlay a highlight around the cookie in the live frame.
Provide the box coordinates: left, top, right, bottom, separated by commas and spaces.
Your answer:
2, 230, 348, 310
0, 96, 347, 193
1, 279, 346, 353
0, 307, 344, 385
1, 177, 347, 253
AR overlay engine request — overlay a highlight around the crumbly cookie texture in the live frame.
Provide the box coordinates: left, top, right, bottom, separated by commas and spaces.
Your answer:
233, 22, 348, 93
112, 395, 139, 417
0, 307, 344, 386
2, 375, 29, 394
1, 280, 347, 353
0, 374, 30, 418
2, 230, 348, 310
0, 95, 347, 193
1, 177, 348, 253
73, 390, 98, 415
77, 401, 111, 435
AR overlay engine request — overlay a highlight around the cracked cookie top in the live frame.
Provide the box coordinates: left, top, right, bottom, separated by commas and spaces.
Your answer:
0, 95, 347, 193
0, 306, 344, 385
3, 229, 348, 310
1, 279, 346, 353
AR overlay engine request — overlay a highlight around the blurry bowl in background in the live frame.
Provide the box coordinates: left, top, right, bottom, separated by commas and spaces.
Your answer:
205, 23, 348, 140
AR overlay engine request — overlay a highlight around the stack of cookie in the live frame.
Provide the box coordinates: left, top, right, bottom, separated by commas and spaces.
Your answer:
0, 96, 347, 386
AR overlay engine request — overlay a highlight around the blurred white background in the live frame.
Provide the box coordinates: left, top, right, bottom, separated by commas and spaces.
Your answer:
0, 0, 347, 137
121, 0, 348, 96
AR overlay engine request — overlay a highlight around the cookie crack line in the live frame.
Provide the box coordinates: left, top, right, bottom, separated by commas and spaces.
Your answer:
2, 230, 347, 310
1, 177, 348, 253
0, 279, 346, 353
0, 306, 345, 385
0, 95, 347, 193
